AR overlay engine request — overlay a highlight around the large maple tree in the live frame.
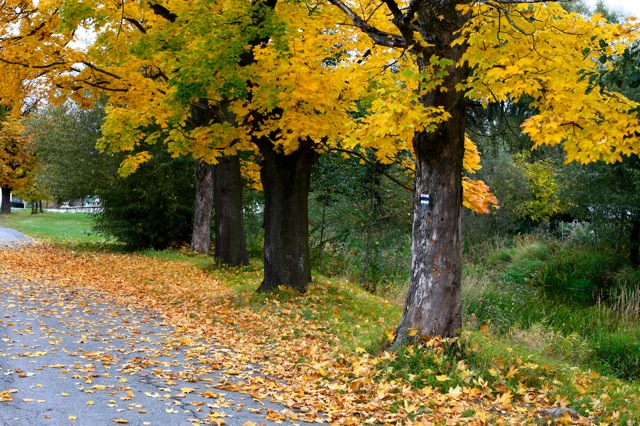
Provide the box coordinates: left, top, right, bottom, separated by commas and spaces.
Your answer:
324, 0, 640, 343
0, 116, 32, 214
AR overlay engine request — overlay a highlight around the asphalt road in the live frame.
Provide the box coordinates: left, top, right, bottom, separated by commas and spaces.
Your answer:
0, 230, 317, 426
0, 226, 33, 246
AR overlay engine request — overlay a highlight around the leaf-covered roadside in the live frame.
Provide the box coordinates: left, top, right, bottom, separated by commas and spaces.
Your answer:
0, 244, 637, 424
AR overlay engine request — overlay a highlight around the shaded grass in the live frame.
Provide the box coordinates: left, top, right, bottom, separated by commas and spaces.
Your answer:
139, 247, 402, 353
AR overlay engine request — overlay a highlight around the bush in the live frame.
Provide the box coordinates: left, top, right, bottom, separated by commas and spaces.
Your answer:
92, 148, 196, 250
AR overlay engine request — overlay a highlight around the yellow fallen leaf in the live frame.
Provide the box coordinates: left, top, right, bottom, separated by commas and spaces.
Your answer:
407, 328, 419, 337
448, 385, 462, 398
61, 392, 70, 397
436, 375, 450, 382
385, 329, 395, 342
86, 401, 94, 405
69, 416, 77, 420
113, 419, 129, 424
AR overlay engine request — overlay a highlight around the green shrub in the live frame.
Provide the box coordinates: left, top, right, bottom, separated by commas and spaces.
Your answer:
463, 238, 640, 380
93, 147, 196, 250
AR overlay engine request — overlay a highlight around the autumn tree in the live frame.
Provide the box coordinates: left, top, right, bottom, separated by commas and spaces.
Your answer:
67, 0, 359, 290
325, 0, 640, 343
0, 116, 32, 214
562, 19, 640, 266
27, 103, 111, 202
0, 1, 246, 262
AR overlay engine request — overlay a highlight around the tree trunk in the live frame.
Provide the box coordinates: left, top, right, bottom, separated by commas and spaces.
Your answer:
256, 139, 316, 293
630, 217, 640, 268
394, 2, 468, 343
214, 155, 249, 265
1, 187, 11, 214
191, 160, 215, 253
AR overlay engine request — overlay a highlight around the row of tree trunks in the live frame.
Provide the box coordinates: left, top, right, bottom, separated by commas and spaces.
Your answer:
193, 140, 315, 290
190, 156, 250, 267
189, 99, 249, 266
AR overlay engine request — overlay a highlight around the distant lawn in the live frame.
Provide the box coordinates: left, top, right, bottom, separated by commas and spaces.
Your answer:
0, 208, 107, 243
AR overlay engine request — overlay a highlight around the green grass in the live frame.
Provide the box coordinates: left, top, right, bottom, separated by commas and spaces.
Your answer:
0, 209, 108, 244
465, 238, 640, 382
140, 247, 402, 353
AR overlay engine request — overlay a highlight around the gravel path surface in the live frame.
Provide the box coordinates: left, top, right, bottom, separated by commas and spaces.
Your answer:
0, 230, 315, 426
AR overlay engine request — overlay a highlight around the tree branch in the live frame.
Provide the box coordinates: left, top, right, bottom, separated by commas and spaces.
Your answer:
483, 0, 532, 35
328, 148, 413, 192
327, 0, 407, 48
124, 17, 147, 34
149, 3, 177, 22
0, 57, 65, 69
81, 61, 123, 80
382, 0, 402, 20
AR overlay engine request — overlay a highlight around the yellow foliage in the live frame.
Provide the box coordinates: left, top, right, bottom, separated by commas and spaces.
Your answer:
459, 2, 640, 163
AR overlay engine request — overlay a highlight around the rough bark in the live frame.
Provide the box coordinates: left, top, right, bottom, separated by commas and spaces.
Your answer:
256, 139, 316, 293
1, 187, 11, 214
394, 1, 468, 343
214, 155, 249, 266
191, 160, 215, 253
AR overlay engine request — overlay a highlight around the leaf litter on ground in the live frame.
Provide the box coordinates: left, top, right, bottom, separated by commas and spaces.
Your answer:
0, 243, 635, 424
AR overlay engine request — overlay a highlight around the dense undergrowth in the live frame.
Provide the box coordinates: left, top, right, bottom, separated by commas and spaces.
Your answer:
3, 211, 640, 422
465, 236, 640, 382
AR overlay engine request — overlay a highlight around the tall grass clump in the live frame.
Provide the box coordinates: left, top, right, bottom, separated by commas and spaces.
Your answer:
463, 235, 640, 380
